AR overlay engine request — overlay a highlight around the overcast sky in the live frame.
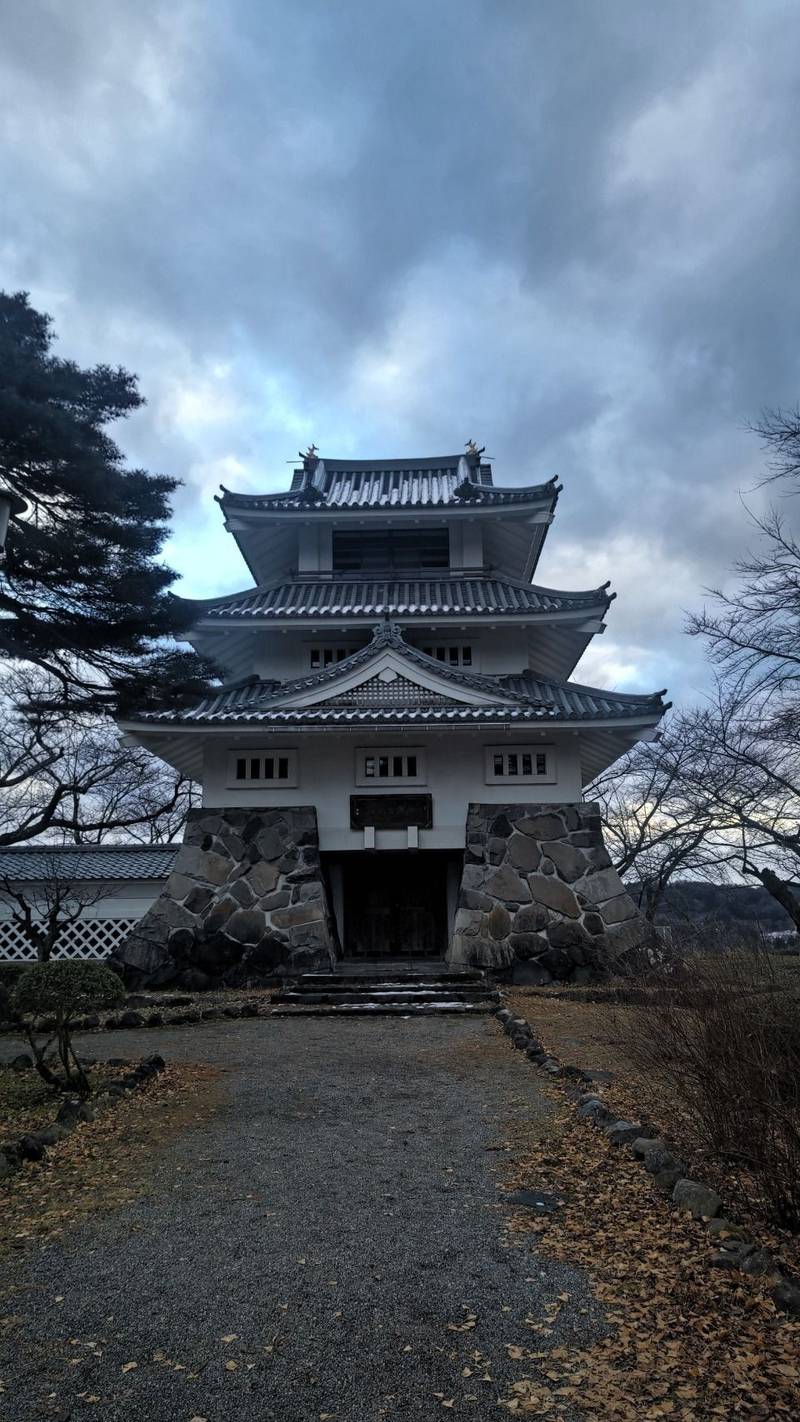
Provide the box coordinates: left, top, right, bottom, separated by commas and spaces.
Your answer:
3, 0, 799, 703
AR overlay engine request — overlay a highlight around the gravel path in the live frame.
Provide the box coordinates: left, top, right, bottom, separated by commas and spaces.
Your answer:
2, 1017, 601, 1421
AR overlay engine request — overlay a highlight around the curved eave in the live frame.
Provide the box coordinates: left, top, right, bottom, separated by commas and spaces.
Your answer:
173, 578, 613, 626
119, 688, 669, 732
120, 706, 666, 731
216, 482, 560, 517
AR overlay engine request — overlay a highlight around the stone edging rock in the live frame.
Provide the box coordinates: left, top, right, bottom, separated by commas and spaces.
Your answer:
0, 996, 266, 1039
494, 1005, 800, 1320
0, 1053, 166, 1182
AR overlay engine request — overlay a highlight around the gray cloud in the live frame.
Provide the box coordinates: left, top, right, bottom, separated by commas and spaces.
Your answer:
2, 0, 799, 701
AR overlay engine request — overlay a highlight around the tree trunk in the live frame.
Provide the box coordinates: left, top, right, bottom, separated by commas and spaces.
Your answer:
755, 866, 800, 933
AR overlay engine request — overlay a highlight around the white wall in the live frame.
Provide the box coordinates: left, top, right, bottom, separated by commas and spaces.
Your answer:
0, 880, 163, 921
252, 626, 531, 681
201, 729, 584, 852
0, 880, 165, 962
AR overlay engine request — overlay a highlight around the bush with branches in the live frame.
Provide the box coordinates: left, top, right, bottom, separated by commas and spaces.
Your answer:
12, 962, 124, 1098
619, 943, 800, 1229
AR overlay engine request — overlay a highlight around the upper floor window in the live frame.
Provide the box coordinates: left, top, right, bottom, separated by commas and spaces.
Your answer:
422, 643, 473, 667
484, 745, 555, 785
332, 528, 449, 573
309, 645, 356, 669
227, 749, 299, 788
355, 747, 427, 786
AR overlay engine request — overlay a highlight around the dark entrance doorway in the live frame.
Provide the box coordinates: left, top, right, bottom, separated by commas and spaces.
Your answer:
337, 852, 449, 958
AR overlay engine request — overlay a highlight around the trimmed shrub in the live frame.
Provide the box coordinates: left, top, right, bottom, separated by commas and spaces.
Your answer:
13, 962, 124, 1097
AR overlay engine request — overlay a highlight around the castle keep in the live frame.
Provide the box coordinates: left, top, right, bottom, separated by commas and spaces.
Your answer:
115, 445, 667, 986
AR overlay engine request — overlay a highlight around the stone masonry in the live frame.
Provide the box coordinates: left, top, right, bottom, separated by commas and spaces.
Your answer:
448, 801, 656, 983
111, 807, 336, 988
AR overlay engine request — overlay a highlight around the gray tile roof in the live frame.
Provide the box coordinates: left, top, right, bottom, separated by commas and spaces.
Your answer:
133, 624, 668, 728
165, 703, 591, 726
135, 687, 665, 728
0, 845, 180, 883
494, 672, 669, 719
188, 576, 612, 622
218, 457, 559, 512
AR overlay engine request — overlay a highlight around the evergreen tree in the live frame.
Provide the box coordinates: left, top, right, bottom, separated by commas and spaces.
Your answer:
0, 290, 211, 712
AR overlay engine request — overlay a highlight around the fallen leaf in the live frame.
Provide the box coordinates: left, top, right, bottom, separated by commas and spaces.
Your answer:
225, 1360, 238, 1371
121, 1362, 137, 1373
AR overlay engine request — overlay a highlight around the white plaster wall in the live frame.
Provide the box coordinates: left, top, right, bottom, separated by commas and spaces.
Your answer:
252, 627, 531, 681
0, 880, 163, 920
201, 730, 584, 852
252, 632, 369, 681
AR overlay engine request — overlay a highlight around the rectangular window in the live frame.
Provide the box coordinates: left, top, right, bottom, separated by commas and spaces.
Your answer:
355, 747, 426, 786
484, 745, 556, 785
332, 528, 449, 572
309, 645, 356, 669
421, 644, 473, 667
227, 750, 299, 788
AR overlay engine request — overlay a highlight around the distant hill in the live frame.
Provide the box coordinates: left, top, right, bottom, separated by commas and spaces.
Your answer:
625, 880, 795, 932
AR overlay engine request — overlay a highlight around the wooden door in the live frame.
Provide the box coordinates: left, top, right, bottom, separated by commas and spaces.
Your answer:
343, 853, 446, 957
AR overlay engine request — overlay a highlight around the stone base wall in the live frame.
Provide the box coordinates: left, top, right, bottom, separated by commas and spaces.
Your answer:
448, 802, 657, 983
111, 807, 336, 988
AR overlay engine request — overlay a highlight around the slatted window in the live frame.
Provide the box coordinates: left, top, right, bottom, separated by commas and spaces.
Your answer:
309, 645, 356, 669
355, 747, 426, 786
422, 644, 473, 667
332, 528, 449, 572
227, 750, 299, 787
484, 745, 555, 784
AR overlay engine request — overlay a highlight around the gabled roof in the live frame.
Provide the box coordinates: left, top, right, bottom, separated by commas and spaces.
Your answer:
264, 620, 515, 705
218, 455, 559, 514
0, 844, 180, 882
183, 575, 612, 624
127, 622, 668, 730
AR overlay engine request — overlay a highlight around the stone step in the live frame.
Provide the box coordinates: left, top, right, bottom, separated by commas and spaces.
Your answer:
280, 975, 491, 990
273, 986, 499, 1005
270, 999, 497, 1017
296, 970, 487, 987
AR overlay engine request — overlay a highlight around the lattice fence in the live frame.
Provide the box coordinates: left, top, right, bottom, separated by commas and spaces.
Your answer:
0, 917, 138, 963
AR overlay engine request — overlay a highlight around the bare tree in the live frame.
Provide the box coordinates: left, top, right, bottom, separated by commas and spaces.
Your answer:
589, 716, 723, 921
674, 686, 800, 930
678, 407, 800, 927
0, 665, 199, 849
0, 852, 108, 961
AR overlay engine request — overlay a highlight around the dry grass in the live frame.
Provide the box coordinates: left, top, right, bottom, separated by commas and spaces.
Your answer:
507, 981, 800, 1264
494, 1055, 800, 1420
507, 990, 683, 1134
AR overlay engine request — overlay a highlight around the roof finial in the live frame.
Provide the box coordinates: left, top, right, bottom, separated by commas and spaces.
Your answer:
299, 443, 319, 473
464, 438, 485, 464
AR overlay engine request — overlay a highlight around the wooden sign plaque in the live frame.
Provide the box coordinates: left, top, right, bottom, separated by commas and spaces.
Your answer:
350, 794, 433, 831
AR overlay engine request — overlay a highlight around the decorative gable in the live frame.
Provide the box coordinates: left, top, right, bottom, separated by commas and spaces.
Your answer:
269, 623, 516, 711
326, 672, 452, 708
